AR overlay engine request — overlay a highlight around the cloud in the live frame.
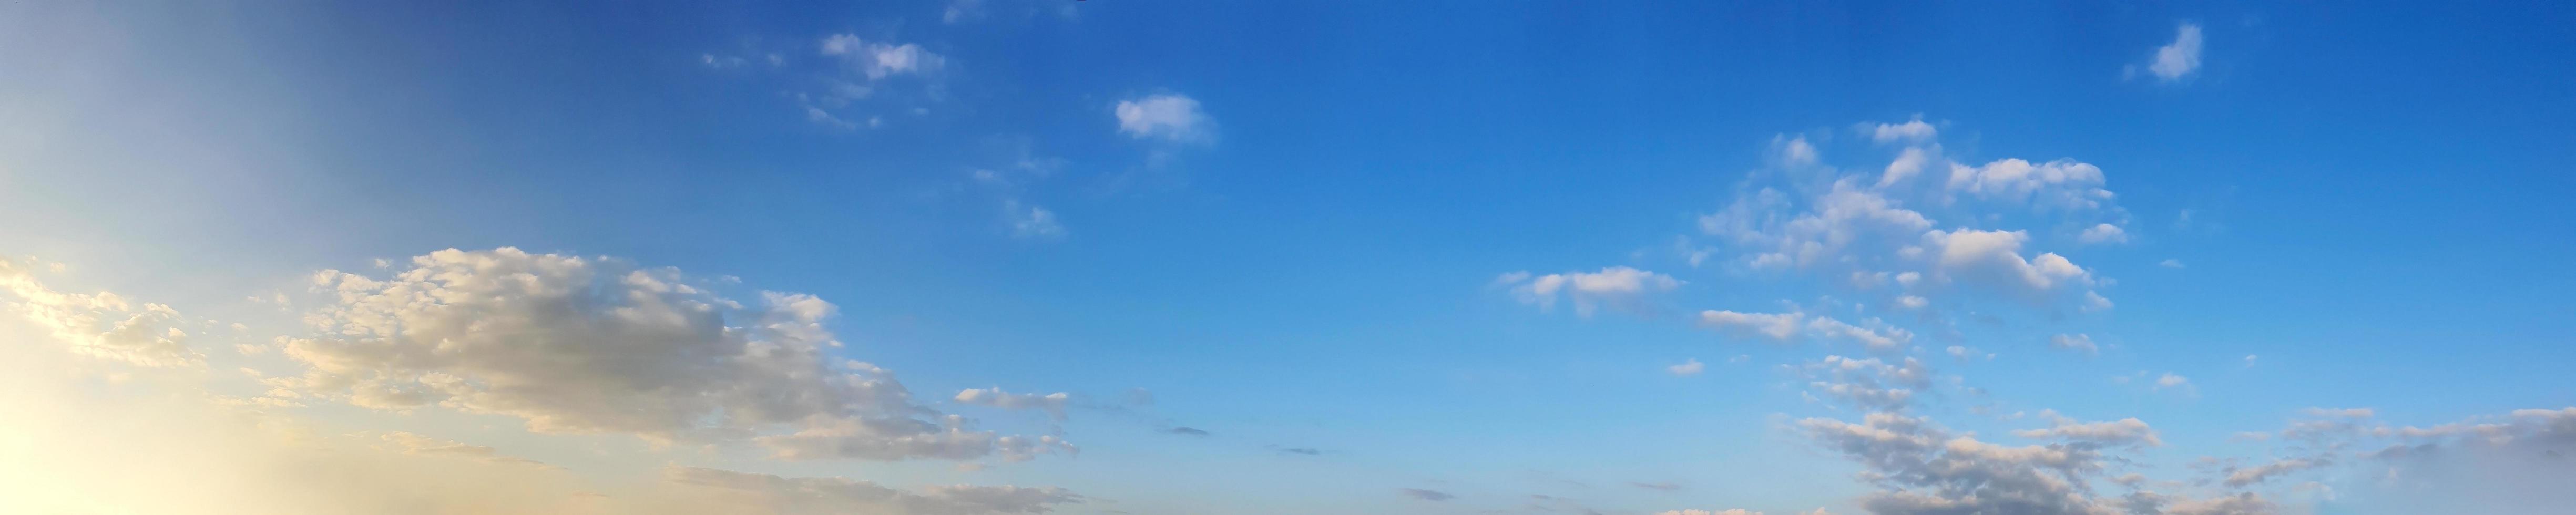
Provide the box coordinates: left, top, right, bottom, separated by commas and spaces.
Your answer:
2144, 23, 2205, 82
268, 248, 1060, 463
1001, 200, 1066, 240
1275, 447, 1323, 456
2078, 223, 2129, 245
1398, 488, 1455, 501
1799, 411, 2260, 515
1162, 427, 1210, 436
1796, 355, 1933, 411
1944, 158, 2114, 211
1868, 115, 1938, 144
821, 34, 943, 80
1924, 229, 2105, 309
1113, 93, 1214, 143
1631, 481, 1684, 491
0, 256, 204, 367
954, 387, 1071, 420
379, 432, 559, 469
2154, 372, 2194, 394
2013, 411, 2164, 447
2161, 259, 2186, 269
667, 466, 1081, 514
1668, 358, 1706, 376
1698, 308, 1911, 352
2051, 334, 2101, 355
1499, 266, 1683, 316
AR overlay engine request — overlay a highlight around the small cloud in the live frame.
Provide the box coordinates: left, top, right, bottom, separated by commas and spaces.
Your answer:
2077, 223, 2128, 245
2050, 334, 2100, 355
1667, 358, 1705, 376
1630, 481, 1684, 491
2243, 354, 2258, 367
1399, 488, 1455, 502
1114, 93, 1214, 143
1867, 115, 1937, 143
1163, 427, 1211, 437
2138, 22, 2204, 82
2160, 259, 2186, 269
1275, 447, 1323, 456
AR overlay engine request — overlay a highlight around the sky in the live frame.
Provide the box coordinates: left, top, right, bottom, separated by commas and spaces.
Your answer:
3, 1, 2574, 514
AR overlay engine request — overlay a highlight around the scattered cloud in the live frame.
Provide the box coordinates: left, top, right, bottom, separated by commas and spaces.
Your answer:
2051, 333, 2101, 355
2078, 223, 2129, 244
1497, 267, 1683, 317
1398, 488, 1455, 502
2140, 23, 2206, 83
1114, 93, 1214, 143
1667, 358, 1706, 376
0, 256, 204, 367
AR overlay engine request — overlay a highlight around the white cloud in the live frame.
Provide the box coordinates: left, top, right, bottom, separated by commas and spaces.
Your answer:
2013, 413, 2164, 447
1667, 358, 1706, 376
1797, 355, 1933, 411
954, 387, 1070, 420
1657, 510, 1763, 515
0, 256, 203, 367
2145, 23, 2205, 82
1499, 266, 1683, 316
1868, 115, 1937, 144
2161, 259, 2187, 269
2050, 333, 2100, 355
269, 248, 1059, 462
1924, 229, 2104, 308
820, 35, 943, 80
1945, 158, 2114, 211
2078, 223, 2129, 245
2154, 372, 2196, 395
1800, 411, 2261, 515
1113, 93, 1214, 143
1699, 310, 1803, 341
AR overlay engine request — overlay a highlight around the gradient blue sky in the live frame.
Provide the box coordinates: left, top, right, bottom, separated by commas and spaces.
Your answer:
3, 2, 2572, 514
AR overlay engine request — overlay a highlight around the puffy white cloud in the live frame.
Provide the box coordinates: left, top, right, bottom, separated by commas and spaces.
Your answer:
1113, 93, 1214, 143
1499, 266, 1683, 316
667, 466, 1081, 514
1945, 158, 2114, 211
1869, 115, 1938, 144
2078, 223, 2129, 245
2144, 23, 2205, 82
1923, 229, 2104, 308
0, 256, 202, 367
268, 248, 1059, 462
2154, 373, 2194, 393
1667, 358, 1706, 376
2051, 334, 2101, 355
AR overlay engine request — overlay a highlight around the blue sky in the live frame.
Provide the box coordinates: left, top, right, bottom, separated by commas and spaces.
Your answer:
2, 2, 2573, 514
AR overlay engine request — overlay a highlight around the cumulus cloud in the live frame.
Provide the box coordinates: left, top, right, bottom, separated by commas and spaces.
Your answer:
1688, 121, 2124, 315
0, 256, 203, 367
1668, 358, 1706, 376
2015, 411, 2164, 447
267, 248, 1060, 463
1113, 93, 1214, 143
2078, 223, 2129, 245
1498, 266, 1683, 316
2143, 23, 2205, 83
821, 34, 943, 80
1696, 310, 1910, 352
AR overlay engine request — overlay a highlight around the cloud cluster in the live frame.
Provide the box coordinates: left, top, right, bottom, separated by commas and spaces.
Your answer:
0, 256, 203, 367
260, 248, 1062, 462
1497, 266, 1683, 317
1686, 120, 2127, 316
1114, 93, 1214, 143
1798, 411, 2263, 515
668, 466, 1080, 514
